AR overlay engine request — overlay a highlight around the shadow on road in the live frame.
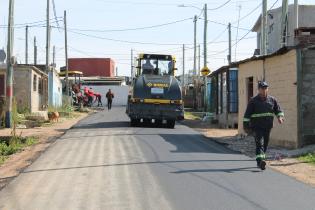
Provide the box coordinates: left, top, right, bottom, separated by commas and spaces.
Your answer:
21, 159, 254, 174
159, 134, 237, 154
74, 121, 130, 129
171, 167, 261, 174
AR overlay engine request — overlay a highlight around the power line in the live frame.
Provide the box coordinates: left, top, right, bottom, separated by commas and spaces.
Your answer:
0, 17, 62, 27
51, 0, 61, 31
67, 17, 192, 33
208, 29, 252, 57
232, 3, 262, 24
207, 0, 232, 10
200, 18, 251, 31
208, 27, 228, 44
269, 0, 280, 10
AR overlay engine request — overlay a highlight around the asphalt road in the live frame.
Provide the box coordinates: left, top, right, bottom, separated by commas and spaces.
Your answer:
0, 107, 315, 210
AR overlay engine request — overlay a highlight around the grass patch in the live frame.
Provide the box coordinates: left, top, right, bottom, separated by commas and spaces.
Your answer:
298, 153, 315, 165
0, 156, 8, 165
0, 136, 38, 165
184, 112, 202, 120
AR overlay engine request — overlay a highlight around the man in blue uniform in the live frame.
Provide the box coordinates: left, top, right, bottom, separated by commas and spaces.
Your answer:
243, 81, 284, 170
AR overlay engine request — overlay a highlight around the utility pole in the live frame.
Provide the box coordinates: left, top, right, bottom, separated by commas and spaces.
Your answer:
131, 48, 134, 79
226, 23, 232, 128
64, 10, 69, 96
53, 45, 56, 67
203, 3, 208, 68
34, 36, 37, 65
261, 0, 267, 56
25, 25, 28, 64
294, 0, 299, 29
203, 4, 208, 112
5, 0, 15, 128
228, 23, 232, 65
281, 0, 288, 48
182, 44, 185, 88
46, 0, 50, 73
116, 67, 118, 76
193, 15, 197, 76
198, 44, 201, 77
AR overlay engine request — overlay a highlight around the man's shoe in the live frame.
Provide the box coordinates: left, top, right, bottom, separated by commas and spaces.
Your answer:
259, 160, 266, 170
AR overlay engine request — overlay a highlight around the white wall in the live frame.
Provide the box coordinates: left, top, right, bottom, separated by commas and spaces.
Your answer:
82, 85, 130, 106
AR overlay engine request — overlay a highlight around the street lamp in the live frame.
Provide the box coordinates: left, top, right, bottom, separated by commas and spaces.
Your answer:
178, 4, 209, 111
177, 4, 203, 11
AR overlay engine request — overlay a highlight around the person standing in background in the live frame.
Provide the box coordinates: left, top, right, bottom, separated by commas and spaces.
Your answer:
106, 89, 114, 110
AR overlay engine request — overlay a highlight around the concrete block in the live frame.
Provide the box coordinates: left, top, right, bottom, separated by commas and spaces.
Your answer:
26, 111, 48, 121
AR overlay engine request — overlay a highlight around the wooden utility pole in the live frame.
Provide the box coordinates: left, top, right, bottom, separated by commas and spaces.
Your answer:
261, 0, 267, 55
182, 44, 185, 88
25, 25, 28, 64
5, 0, 15, 128
203, 3, 208, 68
34, 36, 37, 65
64, 10, 69, 96
281, 0, 289, 47
131, 48, 134, 79
294, 0, 299, 29
198, 44, 201, 77
53, 45, 56, 67
228, 23, 232, 65
193, 15, 197, 76
46, 0, 50, 73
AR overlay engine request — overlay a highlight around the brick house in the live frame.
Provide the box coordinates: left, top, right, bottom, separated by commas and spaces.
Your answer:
0, 64, 48, 113
237, 47, 315, 149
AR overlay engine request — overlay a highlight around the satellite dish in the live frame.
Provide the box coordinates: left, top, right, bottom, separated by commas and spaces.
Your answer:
0, 49, 6, 63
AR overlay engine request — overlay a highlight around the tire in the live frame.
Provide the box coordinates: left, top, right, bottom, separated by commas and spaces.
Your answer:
167, 120, 175, 129
143, 119, 152, 127
155, 119, 163, 127
130, 118, 139, 127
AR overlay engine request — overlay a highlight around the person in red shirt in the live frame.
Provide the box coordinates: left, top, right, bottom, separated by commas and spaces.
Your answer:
94, 93, 102, 107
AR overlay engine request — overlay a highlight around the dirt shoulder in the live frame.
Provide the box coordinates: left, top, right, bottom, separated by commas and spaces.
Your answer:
0, 112, 90, 190
182, 118, 315, 187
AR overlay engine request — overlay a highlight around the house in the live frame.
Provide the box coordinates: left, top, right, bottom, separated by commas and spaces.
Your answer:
252, 4, 315, 55
209, 66, 239, 128
237, 46, 315, 149
0, 64, 48, 113
48, 69, 63, 107
66, 58, 116, 77
32, 64, 63, 108
80, 77, 128, 106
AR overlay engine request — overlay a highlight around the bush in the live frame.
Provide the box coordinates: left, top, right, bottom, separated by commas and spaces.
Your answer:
0, 136, 38, 157
299, 153, 315, 165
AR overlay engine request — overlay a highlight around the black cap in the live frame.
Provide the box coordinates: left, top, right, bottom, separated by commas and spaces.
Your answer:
258, 81, 269, 88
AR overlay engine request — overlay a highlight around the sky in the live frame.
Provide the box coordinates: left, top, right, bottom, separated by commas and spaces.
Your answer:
0, 0, 314, 76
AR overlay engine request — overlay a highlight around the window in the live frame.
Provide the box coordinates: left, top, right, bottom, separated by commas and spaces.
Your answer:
38, 77, 43, 94
218, 73, 222, 114
140, 59, 174, 76
33, 74, 37, 91
0, 74, 5, 96
246, 77, 254, 103
229, 70, 238, 113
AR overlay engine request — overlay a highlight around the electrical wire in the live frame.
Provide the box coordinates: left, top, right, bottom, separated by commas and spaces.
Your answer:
208, 27, 228, 44
67, 17, 192, 33
0, 17, 63, 27
207, 0, 232, 11
269, 0, 280, 10
208, 29, 252, 57
67, 29, 186, 45
51, 0, 61, 31
232, 3, 262, 24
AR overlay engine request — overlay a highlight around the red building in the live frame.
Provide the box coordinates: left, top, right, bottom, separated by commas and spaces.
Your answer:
68, 58, 115, 77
